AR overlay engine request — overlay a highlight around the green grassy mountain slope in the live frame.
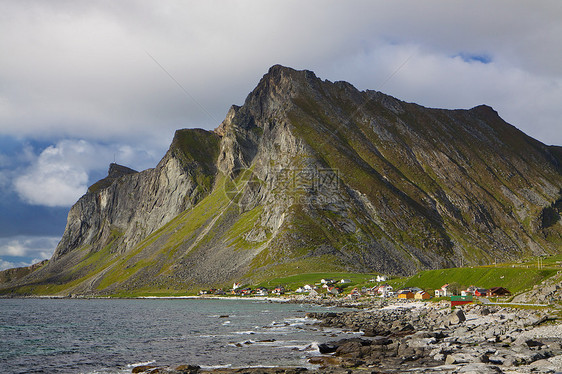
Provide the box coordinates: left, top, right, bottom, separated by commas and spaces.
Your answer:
1, 65, 561, 296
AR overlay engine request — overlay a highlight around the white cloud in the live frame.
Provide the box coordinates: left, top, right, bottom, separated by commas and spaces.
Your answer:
0, 1, 561, 145
14, 140, 93, 207
0, 1, 561, 211
0, 235, 59, 270
13, 139, 161, 207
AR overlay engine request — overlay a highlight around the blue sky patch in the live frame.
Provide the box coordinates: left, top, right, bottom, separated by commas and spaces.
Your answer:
455, 52, 492, 64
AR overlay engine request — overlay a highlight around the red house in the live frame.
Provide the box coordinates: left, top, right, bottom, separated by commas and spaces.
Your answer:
474, 288, 488, 297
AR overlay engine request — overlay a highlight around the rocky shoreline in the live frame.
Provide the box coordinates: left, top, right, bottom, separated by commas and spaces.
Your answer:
131, 300, 562, 374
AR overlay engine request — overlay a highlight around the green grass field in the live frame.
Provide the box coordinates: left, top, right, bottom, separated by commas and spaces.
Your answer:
402, 266, 557, 294
253, 255, 561, 296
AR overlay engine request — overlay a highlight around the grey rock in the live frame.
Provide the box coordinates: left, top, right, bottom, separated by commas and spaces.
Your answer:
448, 309, 467, 325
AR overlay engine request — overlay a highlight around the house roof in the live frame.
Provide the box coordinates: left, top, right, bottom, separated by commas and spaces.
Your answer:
487, 286, 511, 294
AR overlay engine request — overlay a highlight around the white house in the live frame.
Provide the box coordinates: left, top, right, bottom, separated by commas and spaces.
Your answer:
375, 284, 393, 297
303, 284, 314, 291
435, 284, 450, 297
381, 285, 393, 297
233, 282, 242, 290
376, 275, 387, 282
340, 279, 352, 284
256, 289, 268, 296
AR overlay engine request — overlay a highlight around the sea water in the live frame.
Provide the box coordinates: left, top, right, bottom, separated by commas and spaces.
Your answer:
0, 298, 352, 373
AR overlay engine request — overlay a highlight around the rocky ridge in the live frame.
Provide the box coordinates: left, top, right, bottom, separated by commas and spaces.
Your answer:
0, 259, 48, 284
513, 270, 562, 304
1, 65, 562, 295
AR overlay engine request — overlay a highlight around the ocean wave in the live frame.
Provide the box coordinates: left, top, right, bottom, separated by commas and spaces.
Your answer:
283, 317, 309, 326
199, 364, 232, 370
234, 330, 256, 335
271, 341, 319, 351
126, 360, 156, 368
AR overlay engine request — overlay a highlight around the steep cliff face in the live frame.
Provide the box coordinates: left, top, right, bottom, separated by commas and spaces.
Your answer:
53, 129, 221, 259
2, 65, 561, 296
212, 65, 562, 277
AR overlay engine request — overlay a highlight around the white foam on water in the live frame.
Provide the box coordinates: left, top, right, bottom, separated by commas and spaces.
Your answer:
284, 317, 310, 327
234, 330, 256, 335
126, 360, 156, 368
199, 364, 232, 370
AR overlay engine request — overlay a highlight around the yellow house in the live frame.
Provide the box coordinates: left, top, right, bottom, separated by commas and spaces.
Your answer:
398, 290, 414, 299
415, 290, 431, 300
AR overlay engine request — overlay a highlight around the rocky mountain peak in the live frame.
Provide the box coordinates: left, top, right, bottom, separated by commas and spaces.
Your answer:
108, 163, 137, 178
87, 163, 137, 194
3, 65, 561, 296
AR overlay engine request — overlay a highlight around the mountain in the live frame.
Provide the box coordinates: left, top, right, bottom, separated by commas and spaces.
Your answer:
2, 65, 561, 296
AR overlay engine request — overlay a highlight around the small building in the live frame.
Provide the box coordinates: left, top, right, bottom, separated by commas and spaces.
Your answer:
321, 278, 335, 285
397, 290, 414, 299
451, 294, 473, 306
233, 282, 242, 290
340, 279, 352, 284
487, 287, 511, 297
255, 288, 268, 296
376, 275, 387, 282
303, 284, 314, 291
414, 290, 431, 300
435, 284, 451, 298
377, 284, 393, 297
346, 288, 361, 300
273, 286, 285, 295
327, 286, 342, 295
365, 286, 378, 296
462, 286, 488, 297
474, 288, 488, 297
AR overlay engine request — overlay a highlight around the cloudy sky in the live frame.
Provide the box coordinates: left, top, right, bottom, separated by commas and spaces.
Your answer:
1, 1, 561, 270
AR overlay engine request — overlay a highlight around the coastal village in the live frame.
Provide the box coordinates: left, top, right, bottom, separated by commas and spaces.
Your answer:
198, 275, 512, 304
